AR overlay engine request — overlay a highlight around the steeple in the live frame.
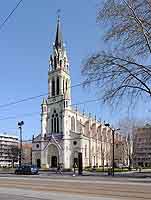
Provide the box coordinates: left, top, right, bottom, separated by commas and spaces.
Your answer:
48, 17, 71, 105
49, 16, 69, 73
55, 16, 63, 50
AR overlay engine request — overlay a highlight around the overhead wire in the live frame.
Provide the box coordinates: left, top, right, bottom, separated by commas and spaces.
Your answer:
0, 77, 101, 109
0, 97, 102, 121
0, 93, 47, 109
0, 111, 40, 121
0, 0, 23, 31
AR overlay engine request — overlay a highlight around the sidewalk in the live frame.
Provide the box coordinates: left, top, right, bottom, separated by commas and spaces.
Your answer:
39, 169, 151, 178
0, 168, 15, 174
1, 168, 151, 179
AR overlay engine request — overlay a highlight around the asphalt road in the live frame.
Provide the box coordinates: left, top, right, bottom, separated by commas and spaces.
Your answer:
0, 188, 115, 200
0, 175, 151, 200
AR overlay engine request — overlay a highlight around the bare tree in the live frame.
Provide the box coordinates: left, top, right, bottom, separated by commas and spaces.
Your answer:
117, 117, 144, 135
8, 145, 19, 167
116, 117, 150, 169
82, 0, 151, 108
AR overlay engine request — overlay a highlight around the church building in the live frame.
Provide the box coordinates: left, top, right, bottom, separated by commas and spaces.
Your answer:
32, 17, 127, 169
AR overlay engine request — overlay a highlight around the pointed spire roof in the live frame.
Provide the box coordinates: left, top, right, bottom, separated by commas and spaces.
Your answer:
55, 16, 63, 50
42, 98, 47, 105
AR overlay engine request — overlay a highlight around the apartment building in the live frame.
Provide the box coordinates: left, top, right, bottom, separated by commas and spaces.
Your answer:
114, 134, 129, 167
133, 124, 151, 167
0, 134, 18, 167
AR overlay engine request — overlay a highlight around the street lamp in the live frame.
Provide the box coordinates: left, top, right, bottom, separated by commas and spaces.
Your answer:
93, 155, 96, 168
18, 121, 24, 167
105, 123, 120, 176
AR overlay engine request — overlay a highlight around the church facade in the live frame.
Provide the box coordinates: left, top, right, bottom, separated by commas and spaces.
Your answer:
32, 18, 128, 169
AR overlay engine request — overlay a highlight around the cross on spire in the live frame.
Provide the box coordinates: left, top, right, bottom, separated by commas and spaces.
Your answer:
57, 9, 61, 19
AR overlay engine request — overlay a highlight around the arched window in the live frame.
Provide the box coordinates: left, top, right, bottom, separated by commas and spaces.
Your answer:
76, 120, 81, 133
71, 116, 75, 131
57, 116, 59, 132
84, 121, 89, 137
50, 55, 53, 69
52, 78, 55, 96
64, 57, 66, 68
66, 80, 68, 90
63, 79, 65, 93
51, 110, 59, 133
44, 134, 47, 140
92, 146, 94, 154
54, 56, 57, 69
56, 77, 59, 95
60, 60, 62, 68
85, 144, 87, 158
54, 118, 56, 133
51, 118, 53, 133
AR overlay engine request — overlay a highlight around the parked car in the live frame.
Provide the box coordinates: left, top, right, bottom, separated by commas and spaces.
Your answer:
116, 163, 126, 168
15, 165, 39, 175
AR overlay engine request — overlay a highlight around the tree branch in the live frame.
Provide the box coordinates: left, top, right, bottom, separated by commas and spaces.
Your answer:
123, 0, 151, 54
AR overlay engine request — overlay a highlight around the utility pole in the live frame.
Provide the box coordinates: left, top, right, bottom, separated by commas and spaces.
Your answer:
18, 121, 24, 167
112, 129, 115, 176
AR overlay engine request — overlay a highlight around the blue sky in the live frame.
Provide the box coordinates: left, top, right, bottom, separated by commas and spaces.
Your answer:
0, 0, 150, 140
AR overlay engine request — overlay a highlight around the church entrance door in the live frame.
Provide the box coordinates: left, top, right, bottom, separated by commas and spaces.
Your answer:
51, 156, 57, 168
47, 144, 59, 168
37, 159, 41, 168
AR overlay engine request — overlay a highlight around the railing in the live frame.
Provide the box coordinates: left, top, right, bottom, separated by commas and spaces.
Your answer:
47, 133, 63, 140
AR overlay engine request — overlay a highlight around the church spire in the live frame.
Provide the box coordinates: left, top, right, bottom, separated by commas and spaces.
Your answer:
49, 16, 69, 73
48, 16, 71, 107
55, 15, 63, 50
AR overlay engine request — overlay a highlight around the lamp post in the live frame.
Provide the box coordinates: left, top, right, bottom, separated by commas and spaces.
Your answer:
127, 134, 132, 170
18, 121, 24, 167
94, 155, 96, 168
105, 123, 120, 176
112, 128, 115, 176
